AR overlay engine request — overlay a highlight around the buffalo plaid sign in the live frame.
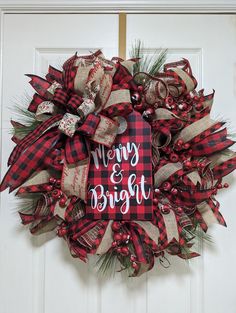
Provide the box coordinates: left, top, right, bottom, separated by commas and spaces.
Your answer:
86, 111, 153, 220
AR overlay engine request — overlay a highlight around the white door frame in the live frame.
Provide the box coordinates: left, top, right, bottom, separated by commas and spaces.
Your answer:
0, 0, 235, 13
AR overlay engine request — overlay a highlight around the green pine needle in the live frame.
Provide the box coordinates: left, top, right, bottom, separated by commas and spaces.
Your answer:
130, 39, 167, 85
16, 193, 41, 214
10, 103, 41, 138
96, 250, 117, 277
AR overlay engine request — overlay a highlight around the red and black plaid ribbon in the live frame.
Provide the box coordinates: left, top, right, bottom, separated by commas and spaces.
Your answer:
1, 128, 60, 192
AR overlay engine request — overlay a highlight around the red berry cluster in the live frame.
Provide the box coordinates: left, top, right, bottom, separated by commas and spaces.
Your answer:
111, 221, 139, 271
137, 90, 206, 121
46, 177, 67, 207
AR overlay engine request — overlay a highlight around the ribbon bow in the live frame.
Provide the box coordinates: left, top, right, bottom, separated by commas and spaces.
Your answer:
0, 50, 136, 195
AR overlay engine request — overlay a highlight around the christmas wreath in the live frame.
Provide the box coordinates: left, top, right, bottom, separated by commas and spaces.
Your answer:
1, 43, 236, 277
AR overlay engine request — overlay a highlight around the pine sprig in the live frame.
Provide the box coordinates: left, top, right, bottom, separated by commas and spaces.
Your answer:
96, 249, 117, 277
15, 193, 41, 214
130, 39, 167, 84
10, 104, 41, 138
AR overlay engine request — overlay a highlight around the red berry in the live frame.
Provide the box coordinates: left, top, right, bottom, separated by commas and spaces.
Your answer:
162, 182, 172, 191
176, 207, 183, 215
153, 197, 159, 205
161, 204, 170, 214
195, 103, 203, 111
176, 139, 184, 148
184, 161, 192, 169
186, 94, 191, 100
46, 185, 53, 192
56, 179, 61, 186
171, 188, 178, 195
138, 85, 144, 92
163, 146, 171, 154
165, 96, 174, 105
122, 233, 129, 242
199, 162, 205, 169
145, 108, 155, 116
130, 255, 136, 262
224, 183, 229, 188
121, 246, 129, 256
111, 221, 121, 232
112, 241, 117, 248
193, 95, 199, 101
154, 188, 161, 195
113, 233, 122, 241
131, 262, 139, 270
217, 183, 223, 189
59, 198, 67, 207
52, 189, 62, 199
57, 228, 67, 237
169, 153, 179, 162
49, 177, 56, 184
116, 247, 122, 254
184, 143, 190, 150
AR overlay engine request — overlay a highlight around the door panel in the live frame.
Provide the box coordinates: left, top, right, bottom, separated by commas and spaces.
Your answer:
0, 13, 119, 313
127, 14, 236, 313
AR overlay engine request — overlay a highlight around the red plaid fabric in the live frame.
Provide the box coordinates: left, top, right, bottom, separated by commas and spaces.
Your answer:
164, 58, 198, 94
8, 114, 62, 166
67, 218, 98, 239
62, 53, 78, 92
45, 65, 63, 84
53, 88, 70, 107
103, 102, 133, 118
17, 183, 49, 195
112, 62, 134, 87
65, 133, 88, 164
174, 188, 214, 207
130, 227, 147, 263
188, 121, 224, 145
212, 156, 236, 179
79, 221, 108, 253
77, 113, 100, 137
207, 198, 226, 226
0, 129, 60, 192
152, 118, 183, 134
131, 222, 158, 252
189, 108, 211, 124
28, 93, 46, 113
172, 211, 186, 246
43, 149, 63, 171
192, 128, 234, 157
194, 209, 208, 232
153, 208, 168, 249
67, 237, 88, 262
64, 199, 85, 223
67, 94, 83, 113
86, 111, 153, 220
26, 74, 52, 98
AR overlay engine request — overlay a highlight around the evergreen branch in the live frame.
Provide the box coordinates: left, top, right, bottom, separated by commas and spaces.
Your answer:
9, 103, 41, 138
15, 193, 41, 214
130, 39, 167, 85
96, 250, 117, 277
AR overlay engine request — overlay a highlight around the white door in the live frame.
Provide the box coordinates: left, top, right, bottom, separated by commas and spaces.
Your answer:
1, 13, 236, 313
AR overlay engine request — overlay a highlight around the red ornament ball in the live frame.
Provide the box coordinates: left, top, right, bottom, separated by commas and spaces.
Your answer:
111, 221, 121, 232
